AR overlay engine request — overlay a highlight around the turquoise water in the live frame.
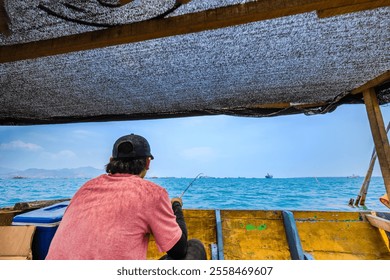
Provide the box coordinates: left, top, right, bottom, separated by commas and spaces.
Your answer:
0, 176, 389, 212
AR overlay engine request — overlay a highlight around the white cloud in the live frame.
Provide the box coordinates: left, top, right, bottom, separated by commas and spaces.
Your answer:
0, 140, 43, 151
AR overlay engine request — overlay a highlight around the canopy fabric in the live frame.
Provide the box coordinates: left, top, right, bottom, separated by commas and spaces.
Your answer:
0, 1, 389, 125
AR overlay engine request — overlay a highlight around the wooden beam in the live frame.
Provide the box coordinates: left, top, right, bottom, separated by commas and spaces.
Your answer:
351, 71, 390, 95
363, 88, 390, 198
365, 214, 390, 232
13, 198, 70, 211
317, 0, 389, 18
0, 0, 388, 63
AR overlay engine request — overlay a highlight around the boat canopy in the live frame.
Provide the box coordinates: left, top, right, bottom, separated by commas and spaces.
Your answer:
0, 0, 389, 125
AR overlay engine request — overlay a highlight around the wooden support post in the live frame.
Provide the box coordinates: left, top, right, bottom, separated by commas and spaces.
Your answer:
363, 88, 390, 198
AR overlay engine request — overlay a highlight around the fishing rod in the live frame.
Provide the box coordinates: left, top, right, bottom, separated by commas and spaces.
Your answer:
180, 173, 203, 199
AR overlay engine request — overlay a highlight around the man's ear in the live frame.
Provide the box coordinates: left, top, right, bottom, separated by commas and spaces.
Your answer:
145, 157, 151, 170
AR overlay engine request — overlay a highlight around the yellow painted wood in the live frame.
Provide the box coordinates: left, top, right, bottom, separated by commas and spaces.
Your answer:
220, 210, 290, 260
378, 229, 390, 251
294, 210, 362, 221
146, 209, 390, 260
295, 211, 390, 259
146, 209, 216, 260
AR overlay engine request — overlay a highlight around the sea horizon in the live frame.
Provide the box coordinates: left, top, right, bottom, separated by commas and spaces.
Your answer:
0, 175, 383, 180
0, 165, 383, 179
1, 176, 388, 212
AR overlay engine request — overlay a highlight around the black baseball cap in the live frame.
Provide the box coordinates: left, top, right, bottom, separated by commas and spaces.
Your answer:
112, 134, 154, 160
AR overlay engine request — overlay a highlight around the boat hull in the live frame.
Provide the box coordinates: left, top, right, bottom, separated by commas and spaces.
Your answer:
147, 209, 390, 260
1, 207, 389, 260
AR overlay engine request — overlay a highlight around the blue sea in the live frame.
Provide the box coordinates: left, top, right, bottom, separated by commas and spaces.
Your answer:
0, 176, 389, 212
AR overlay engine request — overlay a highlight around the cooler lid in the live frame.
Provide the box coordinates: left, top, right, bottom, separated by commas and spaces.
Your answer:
12, 201, 70, 225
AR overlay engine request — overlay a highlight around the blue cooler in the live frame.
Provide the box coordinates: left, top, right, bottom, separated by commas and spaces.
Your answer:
12, 201, 70, 260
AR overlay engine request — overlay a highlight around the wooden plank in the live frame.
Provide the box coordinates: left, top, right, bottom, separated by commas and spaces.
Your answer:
363, 88, 390, 198
0, 226, 36, 259
1, 0, 388, 63
220, 210, 290, 260
351, 71, 390, 95
317, 0, 389, 18
297, 216, 390, 259
13, 198, 70, 211
366, 214, 390, 232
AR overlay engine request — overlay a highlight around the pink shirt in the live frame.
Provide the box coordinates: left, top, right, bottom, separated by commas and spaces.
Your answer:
46, 174, 182, 260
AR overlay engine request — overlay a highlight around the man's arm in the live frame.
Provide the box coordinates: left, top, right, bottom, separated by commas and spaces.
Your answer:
167, 200, 188, 259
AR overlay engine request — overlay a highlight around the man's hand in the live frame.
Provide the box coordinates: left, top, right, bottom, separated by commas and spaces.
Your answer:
171, 197, 183, 206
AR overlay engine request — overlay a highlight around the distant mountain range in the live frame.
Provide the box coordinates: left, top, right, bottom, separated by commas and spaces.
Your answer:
0, 166, 104, 179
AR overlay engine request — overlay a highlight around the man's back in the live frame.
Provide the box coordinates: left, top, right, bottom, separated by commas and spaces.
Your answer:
46, 174, 181, 260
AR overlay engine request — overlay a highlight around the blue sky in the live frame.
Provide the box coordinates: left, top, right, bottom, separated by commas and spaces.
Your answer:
1, 104, 390, 178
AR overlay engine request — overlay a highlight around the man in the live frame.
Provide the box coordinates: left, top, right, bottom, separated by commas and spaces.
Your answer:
46, 133, 206, 260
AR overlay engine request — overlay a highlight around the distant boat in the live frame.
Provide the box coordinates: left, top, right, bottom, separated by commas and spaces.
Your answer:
348, 174, 360, 178
265, 173, 273, 179
12, 176, 26, 179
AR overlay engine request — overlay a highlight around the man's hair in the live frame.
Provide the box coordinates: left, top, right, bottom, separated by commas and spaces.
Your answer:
105, 158, 147, 175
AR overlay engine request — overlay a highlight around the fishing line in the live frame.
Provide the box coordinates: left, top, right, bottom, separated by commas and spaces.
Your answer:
180, 173, 203, 199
